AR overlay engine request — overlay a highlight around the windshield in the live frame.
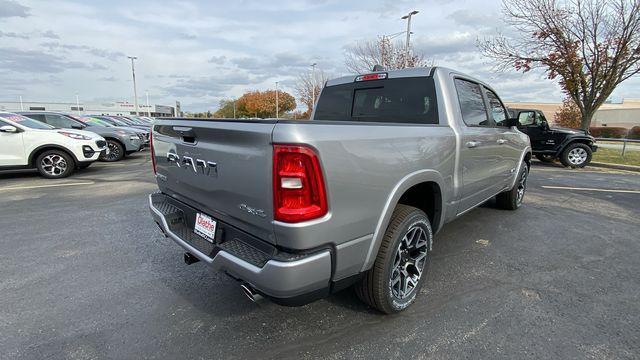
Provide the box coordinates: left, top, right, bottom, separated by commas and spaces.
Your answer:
314, 76, 439, 124
95, 116, 127, 126
0, 113, 54, 129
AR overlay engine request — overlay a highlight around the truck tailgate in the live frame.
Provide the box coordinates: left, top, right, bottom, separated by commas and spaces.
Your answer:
152, 119, 276, 244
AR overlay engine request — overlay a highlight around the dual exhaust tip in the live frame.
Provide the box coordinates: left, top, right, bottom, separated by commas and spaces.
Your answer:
183, 252, 263, 303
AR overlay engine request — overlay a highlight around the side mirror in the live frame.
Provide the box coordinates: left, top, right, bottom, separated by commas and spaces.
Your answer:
0, 125, 18, 133
71, 124, 85, 129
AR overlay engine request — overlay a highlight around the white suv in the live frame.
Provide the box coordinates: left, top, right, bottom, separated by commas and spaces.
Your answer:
0, 112, 107, 178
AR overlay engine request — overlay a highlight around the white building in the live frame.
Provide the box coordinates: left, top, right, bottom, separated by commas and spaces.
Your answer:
0, 100, 176, 117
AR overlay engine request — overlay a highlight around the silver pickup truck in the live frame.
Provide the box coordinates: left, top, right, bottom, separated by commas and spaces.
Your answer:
149, 67, 532, 313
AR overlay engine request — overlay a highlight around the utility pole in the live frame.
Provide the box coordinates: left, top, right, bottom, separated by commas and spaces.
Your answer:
310, 63, 317, 111
233, 100, 236, 119
275, 81, 279, 119
127, 56, 139, 115
19, 95, 24, 111
401, 10, 419, 67
75, 94, 81, 115
145, 91, 151, 116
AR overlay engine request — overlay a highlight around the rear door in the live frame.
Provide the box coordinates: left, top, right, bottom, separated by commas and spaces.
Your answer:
152, 120, 277, 244
454, 78, 503, 212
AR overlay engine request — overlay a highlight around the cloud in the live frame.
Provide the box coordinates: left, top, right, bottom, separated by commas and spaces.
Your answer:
0, 47, 96, 73
40, 30, 59, 39
208, 55, 227, 63
0, 0, 29, 18
162, 73, 257, 98
0, 30, 29, 39
40, 42, 125, 61
447, 9, 499, 29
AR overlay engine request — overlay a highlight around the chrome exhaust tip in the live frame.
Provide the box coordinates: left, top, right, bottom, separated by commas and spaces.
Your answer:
240, 284, 263, 303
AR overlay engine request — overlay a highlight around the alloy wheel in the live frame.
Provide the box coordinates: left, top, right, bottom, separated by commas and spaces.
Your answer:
567, 148, 588, 165
389, 225, 429, 300
41, 154, 68, 176
516, 167, 528, 205
106, 142, 121, 161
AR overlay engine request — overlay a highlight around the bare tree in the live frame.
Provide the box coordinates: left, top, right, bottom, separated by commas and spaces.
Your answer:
345, 36, 431, 73
479, 0, 640, 130
294, 69, 328, 118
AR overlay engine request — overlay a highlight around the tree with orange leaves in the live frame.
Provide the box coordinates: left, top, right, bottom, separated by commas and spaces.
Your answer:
237, 90, 296, 118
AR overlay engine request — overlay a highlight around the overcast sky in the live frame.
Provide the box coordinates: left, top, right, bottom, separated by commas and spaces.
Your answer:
1, 0, 639, 112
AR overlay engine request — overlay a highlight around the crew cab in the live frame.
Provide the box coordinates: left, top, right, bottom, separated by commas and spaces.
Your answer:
149, 67, 532, 313
0, 112, 107, 178
509, 108, 597, 168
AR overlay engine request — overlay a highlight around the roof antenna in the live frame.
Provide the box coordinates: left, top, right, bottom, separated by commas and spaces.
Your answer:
372, 64, 386, 72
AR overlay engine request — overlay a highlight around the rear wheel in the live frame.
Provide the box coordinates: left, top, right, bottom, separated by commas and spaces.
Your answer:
36, 150, 75, 179
356, 205, 432, 314
496, 161, 528, 210
100, 140, 124, 162
535, 154, 555, 163
560, 143, 592, 168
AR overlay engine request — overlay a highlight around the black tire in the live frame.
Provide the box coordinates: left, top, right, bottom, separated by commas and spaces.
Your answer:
100, 139, 125, 162
536, 154, 555, 163
496, 161, 529, 210
560, 143, 592, 168
35, 150, 75, 179
356, 204, 432, 314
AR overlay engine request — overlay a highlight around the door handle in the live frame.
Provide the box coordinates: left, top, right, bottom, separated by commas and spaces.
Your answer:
497, 139, 507, 145
466, 141, 481, 148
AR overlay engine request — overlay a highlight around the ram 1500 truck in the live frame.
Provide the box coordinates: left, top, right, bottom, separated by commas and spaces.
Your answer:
149, 67, 532, 313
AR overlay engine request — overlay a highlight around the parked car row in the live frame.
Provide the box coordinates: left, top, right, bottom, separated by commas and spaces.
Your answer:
0, 111, 155, 178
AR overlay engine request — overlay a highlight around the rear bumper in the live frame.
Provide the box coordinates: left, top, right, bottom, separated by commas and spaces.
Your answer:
149, 193, 332, 303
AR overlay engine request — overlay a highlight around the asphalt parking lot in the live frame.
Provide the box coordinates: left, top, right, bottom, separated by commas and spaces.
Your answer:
1, 153, 639, 359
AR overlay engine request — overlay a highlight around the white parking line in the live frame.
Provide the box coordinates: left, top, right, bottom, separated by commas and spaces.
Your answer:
0, 181, 95, 191
541, 185, 640, 194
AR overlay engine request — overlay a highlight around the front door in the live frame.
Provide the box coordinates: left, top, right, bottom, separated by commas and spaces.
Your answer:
0, 120, 26, 166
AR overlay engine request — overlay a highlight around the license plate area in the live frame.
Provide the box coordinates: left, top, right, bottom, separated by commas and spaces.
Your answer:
194, 212, 217, 244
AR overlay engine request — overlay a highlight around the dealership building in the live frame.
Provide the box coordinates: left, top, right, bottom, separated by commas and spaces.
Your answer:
0, 100, 178, 117
504, 98, 640, 129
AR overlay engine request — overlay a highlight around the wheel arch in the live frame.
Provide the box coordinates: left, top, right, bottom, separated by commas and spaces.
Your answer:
28, 145, 78, 167
556, 136, 594, 155
361, 170, 446, 272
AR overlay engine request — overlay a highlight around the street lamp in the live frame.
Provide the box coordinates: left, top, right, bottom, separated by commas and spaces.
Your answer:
145, 91, 151, 116
75, 93, 81, 115
275, 81, 279, 119
127, 56, 139, 115
310, 62, 317, 110
401, 10, 419, 67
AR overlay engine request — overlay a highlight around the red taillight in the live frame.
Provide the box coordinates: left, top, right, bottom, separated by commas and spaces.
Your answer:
273, 144, 327, 223
150, 128, 157, 174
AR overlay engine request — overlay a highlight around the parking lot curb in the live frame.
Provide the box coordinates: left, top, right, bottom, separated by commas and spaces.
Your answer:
590, 162, 640, 172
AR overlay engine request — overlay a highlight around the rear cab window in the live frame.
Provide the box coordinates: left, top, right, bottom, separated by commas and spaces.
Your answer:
314, 76, 439, 125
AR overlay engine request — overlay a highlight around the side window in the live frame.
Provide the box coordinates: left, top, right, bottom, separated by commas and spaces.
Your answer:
518, 111, 536, 126
45, 114, 72, 128
484, 88, 508, 126
454, 79, 489, 126
26, 113, 46, 123
535, 112, 546, 125
0, 120, 8, 127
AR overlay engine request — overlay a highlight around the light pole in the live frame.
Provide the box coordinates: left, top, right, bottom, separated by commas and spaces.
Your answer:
75, 94, 81, 115
19, 95, 24, 111
401, 10, 419, 67
310, 62, 317, 111
145, 91, 151, 116
233, 100, 236, 119
127, 56, 139, 115
275, 81, 279, 119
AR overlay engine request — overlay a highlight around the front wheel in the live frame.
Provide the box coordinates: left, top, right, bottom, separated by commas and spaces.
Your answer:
100, 140, 125, 162
36, 150, 75, 178
496, 161, 529, 210
356, 205, 432, 314
560, 143, 592, 168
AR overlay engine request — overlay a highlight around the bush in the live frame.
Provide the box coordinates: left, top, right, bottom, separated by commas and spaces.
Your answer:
628, 126, 640, 139
589, 126, 628, 138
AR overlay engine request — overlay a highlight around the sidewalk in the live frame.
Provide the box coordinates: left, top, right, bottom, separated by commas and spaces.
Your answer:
590, 162, 640, 172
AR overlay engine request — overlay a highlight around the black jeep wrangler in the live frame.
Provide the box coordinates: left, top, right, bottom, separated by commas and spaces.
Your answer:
508, 108, 598, 168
